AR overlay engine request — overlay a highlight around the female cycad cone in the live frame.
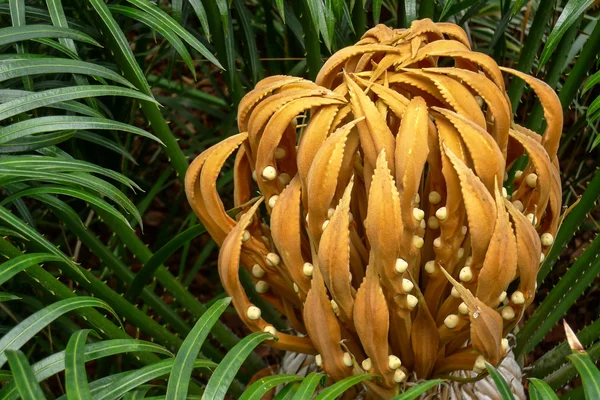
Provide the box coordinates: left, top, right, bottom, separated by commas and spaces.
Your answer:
185, 19, 562, 398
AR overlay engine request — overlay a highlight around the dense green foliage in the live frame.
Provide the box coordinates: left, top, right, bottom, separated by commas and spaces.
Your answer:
0, 0, 598, 398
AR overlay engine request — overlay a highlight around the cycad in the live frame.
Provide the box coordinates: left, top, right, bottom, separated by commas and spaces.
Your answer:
186, 19, 562, 398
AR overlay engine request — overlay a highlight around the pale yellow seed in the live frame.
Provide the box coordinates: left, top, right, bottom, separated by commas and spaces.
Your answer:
274, 147, 286, 159
513, 200, 524, 212
247, 306, 261, 320
511, 291, 525, 305
406, 295, 418, 309
263, 325, 277, 336
279, 172, 291, 185
458, 302, 469, 315
429, 191, 442, 205
527, 213, 538, 225
322, 220, 330, 231
457, 247, 465, 259
388, 355, 402, 370
394, 369, 406, 383
412, 236, 424, 249
266, 253, 280, 267
474, 355, 486, 371
303, 262, 314, 277
498, 291, 507, 303
526, 173, 538, 188
262, 166, 277, 181
315, 354, 322, 367
433, 237, 442, 248
444, 314, 459, 329
395, 258, 408, 274
424, 261, 436, 274
327, 207, 335, 219
428, 216, 440, 230
342, 352, 353, 367
501, 306, 515, 320
502, 338, 509, 352
435, 207, 448, 221
268, 195, 279, 209
450, 287, 461, 298
255, 281, 269, 294
413, 208, 425, 221
414, 193, 420, 204
515, 170, 523, 179
293, 283, 299, 293
461, 225, 468, 235
362, 358, 372, 371
465, 256, 473, 266
242, 230, 251, 243
541, 233, 554, 247
402, 278, 414, 293
252, 264, 265, 278
540, 252, 545, 263
459, 267, 473, 282
420, 219, 426, 229
331, 299, 339, 313
502, 187, 508, 198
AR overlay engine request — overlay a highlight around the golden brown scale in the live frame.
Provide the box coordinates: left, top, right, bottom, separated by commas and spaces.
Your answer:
185, 18, 563, 399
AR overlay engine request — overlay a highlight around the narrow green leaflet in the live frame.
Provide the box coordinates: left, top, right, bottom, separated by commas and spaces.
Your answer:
0, 253, 64, 286
0, 116, 162, 145
108, 5, 197, 79
65, 330, 93, 400
239, 375, 303, 400
0, 58, 134, 87
314, 374, 378, 400
0, 339, 172, 400
0, 156, 141, 190
390, 379, 445, 399
5, 350, 45, 400
0, 89, 104, 118
275, 0, 285, 23
123, 385, 155, 400
126, 224, 207, 302
0, 130, 76, 153
0, 297, 117, 368
1, 186, 133, 229
304, 0, 334, 52
528, 378, 559, 400
94, 358, 216, 400
539, 0, 594, 68
233, 0, 263, 84
485, 362, 515, 400
126, 0, 223, 69
567, 352, 600, 398
0, 25, 100, 47
0, 85, 157, 122
292, 372, 324, 399
187, 0, 211, 40
203, 332, 272, 400
74, 131, 136, 163
0, 293, 21, 302
0, 168, 142, 227
165, 297, 231, 400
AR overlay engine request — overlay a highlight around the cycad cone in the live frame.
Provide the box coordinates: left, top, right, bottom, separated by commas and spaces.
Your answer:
186, 19, 562, 399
